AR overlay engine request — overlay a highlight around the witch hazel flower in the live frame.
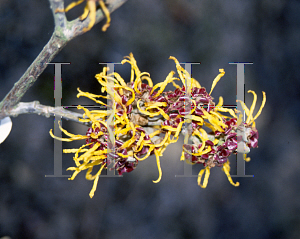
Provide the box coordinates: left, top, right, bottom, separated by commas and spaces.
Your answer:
50, 53, 266, 198
55, 0, 111, 32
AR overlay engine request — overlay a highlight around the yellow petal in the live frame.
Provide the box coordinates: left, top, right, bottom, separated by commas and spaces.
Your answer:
99, 0, 111, 32
197, 167, 210, 188
83, 1, 96, 32
112, 72, 126, 86
152, 150, 162, 183
67, 169, 81, 181
78, 142, 101, 163
216, 96, 223, 107
236, 113, 243, 127
77, 88, 107, 106
153, 132, 169, 148
151, 71, 175, 98
144, 102, 168, 107
145, 105, 170, 120
49, 122, 88, 141
246, 90, 257, 124
199, 128, 209, 141
63, 0, 85, 13
79, 4, 89, 20
120, 123, 136, 149
169, 56, 186, 87
222, 161, 240, 187
89, 163, 106, 198
49, 129, 73, 142
168, 134, 179, 143
250, 91, 266, 124
201, 109, 224, 132
209, 69, 225, 95
237, 100, 250, 118
203, 121, 217, 132
185, 114, 203, 124
180, 150, 185, 161
174, 121, 185, 138
171, 78, 182, 89
244, 154, 251, 162
141, 74, 153, 87
134, 145, 155, 161
215, 107, 237, 119
137, 99, 160, 117
135, 132, 145, 151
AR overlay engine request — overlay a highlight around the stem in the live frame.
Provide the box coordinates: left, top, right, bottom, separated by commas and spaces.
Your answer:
0, 0, 127, 120
8, 101, 91, 126
0, 33, 67, 119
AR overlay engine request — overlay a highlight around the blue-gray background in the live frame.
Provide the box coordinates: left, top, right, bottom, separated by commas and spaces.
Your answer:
1, 0, 300, 238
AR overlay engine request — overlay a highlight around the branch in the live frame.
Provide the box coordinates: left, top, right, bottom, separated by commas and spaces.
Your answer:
6, 101, 167, 129
0, 0, 127, 120
7, 101, 91, 126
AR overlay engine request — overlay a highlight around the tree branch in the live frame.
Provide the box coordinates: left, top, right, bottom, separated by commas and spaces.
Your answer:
0, 0, 127, 120
7, 101, 91, 126
5, 100, 166, 129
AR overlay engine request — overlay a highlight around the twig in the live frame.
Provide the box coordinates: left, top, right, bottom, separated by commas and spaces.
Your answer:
0, 0, 127, 120
8, 101, 91, 126
6, 101, 166, 129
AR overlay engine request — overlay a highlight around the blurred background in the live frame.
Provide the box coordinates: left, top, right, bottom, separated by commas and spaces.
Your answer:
0, 0, 300, 238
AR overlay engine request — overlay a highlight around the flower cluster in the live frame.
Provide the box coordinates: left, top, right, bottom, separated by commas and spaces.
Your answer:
50, 53, 266, 198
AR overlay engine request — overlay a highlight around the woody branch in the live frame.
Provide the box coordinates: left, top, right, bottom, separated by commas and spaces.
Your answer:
0, 0, 127, 121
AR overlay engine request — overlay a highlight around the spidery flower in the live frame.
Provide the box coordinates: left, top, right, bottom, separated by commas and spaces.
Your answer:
55, 0, 111, 32
50, 53, 266, 198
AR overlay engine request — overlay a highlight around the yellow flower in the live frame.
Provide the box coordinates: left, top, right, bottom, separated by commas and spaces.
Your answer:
238, 90, 266, 128
55, 0, 111, 32
50, 53, 266, 197
167, 58, 266, 188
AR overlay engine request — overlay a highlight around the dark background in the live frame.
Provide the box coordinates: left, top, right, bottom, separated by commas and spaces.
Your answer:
1, 0, 300, 238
